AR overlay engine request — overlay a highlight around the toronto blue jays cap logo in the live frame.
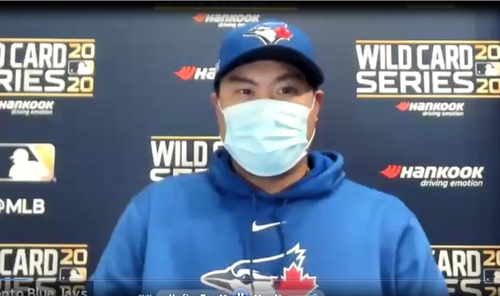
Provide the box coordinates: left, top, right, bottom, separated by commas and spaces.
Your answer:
242, 22, 294, 45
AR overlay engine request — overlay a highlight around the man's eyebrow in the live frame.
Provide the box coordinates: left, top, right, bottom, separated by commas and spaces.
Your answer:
225, 72, 305, 85
274, 72, 306, 83
225, 75, 258, 85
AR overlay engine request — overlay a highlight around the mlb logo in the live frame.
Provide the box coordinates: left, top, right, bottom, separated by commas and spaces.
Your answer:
59, 267, 87, 283
68, 60, 95, 76
475, 61, 500, 76
0, 143, 55, 182
483, 268, 500, 284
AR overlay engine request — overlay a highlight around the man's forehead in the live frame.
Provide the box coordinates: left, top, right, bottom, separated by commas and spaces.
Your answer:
224, 60, 306, 81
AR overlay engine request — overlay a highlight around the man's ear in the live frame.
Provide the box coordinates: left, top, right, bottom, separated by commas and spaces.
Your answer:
211, 92, 227, 140
210, 92, 218, 108
211, 92, 223, 120
313, 90, 324, 120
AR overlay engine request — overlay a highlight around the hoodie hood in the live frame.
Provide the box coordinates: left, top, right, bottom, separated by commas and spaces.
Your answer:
207, 148, 345, 200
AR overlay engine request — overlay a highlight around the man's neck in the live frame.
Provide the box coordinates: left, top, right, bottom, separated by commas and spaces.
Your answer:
231, 157, 309, 194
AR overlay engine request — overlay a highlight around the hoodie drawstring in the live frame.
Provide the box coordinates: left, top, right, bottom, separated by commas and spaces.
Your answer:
246, 196, 290, 294
249, 195, 257, 293
274, 198, 289, 287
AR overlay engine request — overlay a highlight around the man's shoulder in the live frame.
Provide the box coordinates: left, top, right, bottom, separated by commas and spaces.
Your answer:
152, 171, 211, 190
131, 171, 212, 206
340, 178, 414, 220
340, 179, 417, 244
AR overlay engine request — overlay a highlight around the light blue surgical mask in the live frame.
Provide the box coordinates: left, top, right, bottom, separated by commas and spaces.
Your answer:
220, 98, 316, 177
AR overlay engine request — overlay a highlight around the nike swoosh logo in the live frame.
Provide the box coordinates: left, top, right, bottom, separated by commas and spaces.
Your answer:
252, 221, 286, 232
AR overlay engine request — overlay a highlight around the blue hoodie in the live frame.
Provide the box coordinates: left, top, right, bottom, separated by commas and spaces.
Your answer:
91, 149, 448, 296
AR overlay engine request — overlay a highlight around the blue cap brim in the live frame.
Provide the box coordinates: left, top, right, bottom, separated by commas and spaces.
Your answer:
214, 45, 324, 90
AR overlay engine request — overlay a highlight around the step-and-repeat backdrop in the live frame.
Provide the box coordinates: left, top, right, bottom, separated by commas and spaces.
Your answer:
1, 5, 500, 296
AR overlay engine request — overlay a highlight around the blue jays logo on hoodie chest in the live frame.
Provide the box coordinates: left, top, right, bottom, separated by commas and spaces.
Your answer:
200, 220, 318, 295
193, 150, 349, 294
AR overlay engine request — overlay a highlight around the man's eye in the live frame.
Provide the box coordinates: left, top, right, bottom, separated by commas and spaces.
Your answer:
279, 87, 297, 95
238, 89, 252, 95
240, 273, 254, 285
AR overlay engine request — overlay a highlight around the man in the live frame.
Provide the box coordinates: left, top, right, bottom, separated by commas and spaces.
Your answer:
485, 62, 500, 76
91, 20, 448, 296
494, 270, 500, 284
9, 148, 49, 181
69, 268, 85, 282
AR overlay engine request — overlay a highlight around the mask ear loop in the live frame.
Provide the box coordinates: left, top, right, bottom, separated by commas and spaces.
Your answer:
305, 96, 317, 149
310, 95, 316, 110
217, 100, 225, 142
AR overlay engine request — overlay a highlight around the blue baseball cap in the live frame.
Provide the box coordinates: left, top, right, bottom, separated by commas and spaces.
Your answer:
214, 20, 324, 89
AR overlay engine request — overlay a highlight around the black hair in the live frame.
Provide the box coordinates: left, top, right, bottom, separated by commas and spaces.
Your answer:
214, 81, 221, 96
